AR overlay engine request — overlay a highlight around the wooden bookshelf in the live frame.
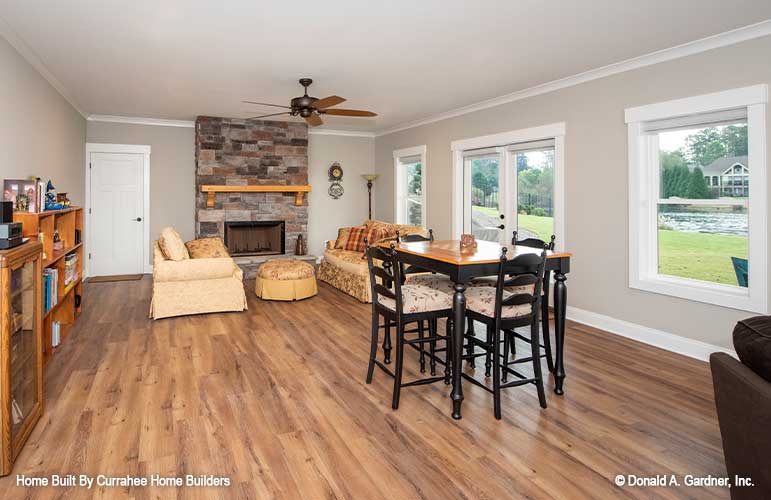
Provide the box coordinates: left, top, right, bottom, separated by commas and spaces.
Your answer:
13, 207, 84, 367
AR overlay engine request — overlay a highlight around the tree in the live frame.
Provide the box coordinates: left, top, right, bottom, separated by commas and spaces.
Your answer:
687, 167, 711, 199
685, 128, 726, 167
516, 154, 530, 172
407, 164, 422, 194
720, 125, 748, 157
661, 150, 688, 197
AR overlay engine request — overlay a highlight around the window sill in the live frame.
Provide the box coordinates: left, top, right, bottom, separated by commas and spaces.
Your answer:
630, 275, 767, 314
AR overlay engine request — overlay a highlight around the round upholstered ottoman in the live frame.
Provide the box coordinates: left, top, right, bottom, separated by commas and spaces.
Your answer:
255, 259, 318, 301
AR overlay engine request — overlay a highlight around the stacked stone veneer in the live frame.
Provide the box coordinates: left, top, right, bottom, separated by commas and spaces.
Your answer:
195, 116, 309, 255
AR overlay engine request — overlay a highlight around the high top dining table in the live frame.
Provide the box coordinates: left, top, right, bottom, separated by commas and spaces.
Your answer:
389, 239, 572, 420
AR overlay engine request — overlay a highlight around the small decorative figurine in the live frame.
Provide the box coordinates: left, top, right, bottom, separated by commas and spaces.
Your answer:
45, 180, 65, 210
53, 229, 63, 251
460, 233, 477, 251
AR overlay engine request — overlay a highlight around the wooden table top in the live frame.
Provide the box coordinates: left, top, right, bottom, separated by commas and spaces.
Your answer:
384, 239, 571, 266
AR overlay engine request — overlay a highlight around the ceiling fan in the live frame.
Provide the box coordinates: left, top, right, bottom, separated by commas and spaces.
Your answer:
242, 78, 377, 127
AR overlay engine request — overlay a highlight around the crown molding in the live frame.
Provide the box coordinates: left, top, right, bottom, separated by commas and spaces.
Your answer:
87, 114, 195, 128
376, 19, 771, 137
0, 15, 88, 118
308, 128, 375, 138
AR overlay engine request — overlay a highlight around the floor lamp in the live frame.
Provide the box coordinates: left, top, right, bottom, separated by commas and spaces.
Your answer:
361, 174, 379, 220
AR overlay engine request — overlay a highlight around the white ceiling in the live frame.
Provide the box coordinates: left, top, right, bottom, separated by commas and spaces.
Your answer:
1, 1, 770, 133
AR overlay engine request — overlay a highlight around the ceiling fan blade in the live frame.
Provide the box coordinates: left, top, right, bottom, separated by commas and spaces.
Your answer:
313, 95, 346, 110
248, 112, 291, 120
242, 100, 292, 109
322, 108, 377, 117
304, 113, 323, 126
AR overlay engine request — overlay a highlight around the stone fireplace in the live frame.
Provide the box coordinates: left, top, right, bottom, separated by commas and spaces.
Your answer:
224, 220, 285, 257
195, 116, 309, 274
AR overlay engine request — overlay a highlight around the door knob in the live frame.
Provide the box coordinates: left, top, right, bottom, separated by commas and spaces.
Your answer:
497, 224, 505, 230
134, 217, 142, 222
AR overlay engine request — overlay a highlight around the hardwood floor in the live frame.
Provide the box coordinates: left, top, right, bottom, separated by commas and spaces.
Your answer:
0, 277, 728, 499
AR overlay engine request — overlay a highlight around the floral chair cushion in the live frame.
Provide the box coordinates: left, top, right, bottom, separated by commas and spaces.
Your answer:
378, 284, 452, 314
334, 227, 353, 249
364, 219, 398, 238
257, 259, 315, 280
185, 237, 230, 258
405, 273, 455, 293
469, 277, 540, 296
465, 286, 534, 319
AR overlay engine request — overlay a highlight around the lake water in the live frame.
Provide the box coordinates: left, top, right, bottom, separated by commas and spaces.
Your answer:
659, 212, 748, 236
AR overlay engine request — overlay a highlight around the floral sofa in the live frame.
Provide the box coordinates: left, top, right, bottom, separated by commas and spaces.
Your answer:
317, 220, 427, 302
150, 227, 248, 319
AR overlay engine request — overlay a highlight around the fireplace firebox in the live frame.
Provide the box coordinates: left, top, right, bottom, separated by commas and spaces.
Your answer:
224, 221, 285, 256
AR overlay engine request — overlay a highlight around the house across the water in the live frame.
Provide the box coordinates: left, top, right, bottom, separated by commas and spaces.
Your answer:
701, 155, 748, 197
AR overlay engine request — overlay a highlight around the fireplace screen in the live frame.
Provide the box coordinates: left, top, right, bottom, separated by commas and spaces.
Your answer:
224, 221, 285, 256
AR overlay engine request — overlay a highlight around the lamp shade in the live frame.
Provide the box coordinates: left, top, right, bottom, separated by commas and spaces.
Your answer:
361, 174, 379, 182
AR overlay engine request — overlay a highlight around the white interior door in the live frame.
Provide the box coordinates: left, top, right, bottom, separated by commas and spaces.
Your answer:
89, 152, 145, 276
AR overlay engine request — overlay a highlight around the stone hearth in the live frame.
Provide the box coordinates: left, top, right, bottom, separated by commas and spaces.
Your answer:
195, 116, 310, 276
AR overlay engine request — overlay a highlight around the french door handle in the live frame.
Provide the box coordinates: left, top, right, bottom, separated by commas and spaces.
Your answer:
133, 217, 142, 222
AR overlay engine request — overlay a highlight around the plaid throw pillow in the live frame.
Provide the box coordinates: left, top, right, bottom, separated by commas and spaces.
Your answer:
344, 226, 383, 254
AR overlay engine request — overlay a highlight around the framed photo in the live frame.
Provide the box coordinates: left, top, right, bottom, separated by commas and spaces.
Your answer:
3, 179, 40, 213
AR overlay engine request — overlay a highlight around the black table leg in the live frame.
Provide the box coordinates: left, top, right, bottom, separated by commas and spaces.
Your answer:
553, 271, 567, 395
451, 281, 467, 419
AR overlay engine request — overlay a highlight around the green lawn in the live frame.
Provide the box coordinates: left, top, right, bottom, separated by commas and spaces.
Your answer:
658, 229, 747, 285
518, 214, 554, 242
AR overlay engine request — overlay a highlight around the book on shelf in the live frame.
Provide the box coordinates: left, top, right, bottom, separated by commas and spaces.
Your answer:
42, 268, 59, 313
64, 252, 78, 286
51, 321, 61, 348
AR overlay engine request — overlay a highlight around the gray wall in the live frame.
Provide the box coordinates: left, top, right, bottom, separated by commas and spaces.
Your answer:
85, 121, 196, 264
308, 134, 375, 256
85, 123, 375, 261
0, 35, 85, 205
374, 35, 771, 350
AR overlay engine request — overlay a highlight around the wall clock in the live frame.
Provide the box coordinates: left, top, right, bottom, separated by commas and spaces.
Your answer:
328, 162, 344, 199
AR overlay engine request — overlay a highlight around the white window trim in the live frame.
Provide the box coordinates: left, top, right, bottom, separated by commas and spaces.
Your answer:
393, 145, 427, 227
84, 143, 152, 277
450, 122, 566, 250
625, 84, 768, 313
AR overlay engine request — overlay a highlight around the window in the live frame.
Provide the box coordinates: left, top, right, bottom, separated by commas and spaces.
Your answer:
394, 145, 427, 227
626, 85, 767, 313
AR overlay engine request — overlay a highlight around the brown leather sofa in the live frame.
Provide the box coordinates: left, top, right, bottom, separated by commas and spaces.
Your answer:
710, 316, 771, 500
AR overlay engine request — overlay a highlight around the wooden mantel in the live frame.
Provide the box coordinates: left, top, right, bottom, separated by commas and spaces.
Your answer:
201, 185, 312, 208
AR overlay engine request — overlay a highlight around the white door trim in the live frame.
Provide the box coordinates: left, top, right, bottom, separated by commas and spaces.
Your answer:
85, 143, 152, 277
451, 122, 566, 250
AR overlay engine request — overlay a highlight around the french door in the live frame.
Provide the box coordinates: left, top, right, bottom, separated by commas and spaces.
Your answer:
463, 140, 555, 244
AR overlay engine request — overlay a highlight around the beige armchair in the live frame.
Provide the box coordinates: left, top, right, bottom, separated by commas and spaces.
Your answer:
150, 242, 247, 319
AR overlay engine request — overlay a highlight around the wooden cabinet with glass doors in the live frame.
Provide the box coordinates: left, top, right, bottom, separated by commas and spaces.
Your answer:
0, 241, 43, 476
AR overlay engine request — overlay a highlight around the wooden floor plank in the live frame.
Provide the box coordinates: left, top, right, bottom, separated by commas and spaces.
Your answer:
0, 278, 729, 499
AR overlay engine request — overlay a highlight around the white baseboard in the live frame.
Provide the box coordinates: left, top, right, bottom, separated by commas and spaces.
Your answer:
566, 306, 737, 362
